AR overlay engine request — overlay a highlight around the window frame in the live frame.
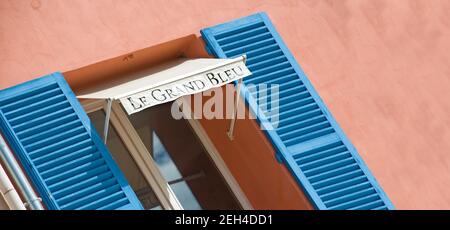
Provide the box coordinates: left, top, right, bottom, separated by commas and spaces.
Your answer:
82, 99, 182, 210
81, 98, 252, 210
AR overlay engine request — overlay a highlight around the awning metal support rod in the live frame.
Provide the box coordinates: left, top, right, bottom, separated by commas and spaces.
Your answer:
103, 99, 113, 144
227, 78, 243, 141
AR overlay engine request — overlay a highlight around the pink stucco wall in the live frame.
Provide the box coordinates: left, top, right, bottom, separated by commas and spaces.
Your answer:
1, 0, 450, 209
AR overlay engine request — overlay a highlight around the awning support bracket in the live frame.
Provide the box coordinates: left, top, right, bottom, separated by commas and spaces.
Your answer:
227, 78, 243, 141
103, 98, 113, 144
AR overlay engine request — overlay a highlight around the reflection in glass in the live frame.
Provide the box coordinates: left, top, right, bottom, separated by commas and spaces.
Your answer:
152, 132, 202, 210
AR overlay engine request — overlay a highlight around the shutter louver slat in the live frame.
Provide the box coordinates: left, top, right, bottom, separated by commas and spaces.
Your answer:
201, 12, 394, 210
21, 120, 81, 146
312, 170, 367, 190
36, 146, 98, 172
1, 87, 61, 113
52, 171, 113, 199
56, 177, 118, 204
33, 139, 92, 165
0, 73, 142, 210
46, 159, 107, 186
14, 108, 74, 134
9, 101, 72, 126
372, 205, 388, 210
321, 180, 372, 201
245, 44, 280, 61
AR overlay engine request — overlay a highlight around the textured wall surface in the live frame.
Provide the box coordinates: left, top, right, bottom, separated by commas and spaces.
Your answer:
1, 0, 450, 209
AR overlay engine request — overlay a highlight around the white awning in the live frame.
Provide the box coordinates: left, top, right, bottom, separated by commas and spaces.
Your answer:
77, 55, 251, 115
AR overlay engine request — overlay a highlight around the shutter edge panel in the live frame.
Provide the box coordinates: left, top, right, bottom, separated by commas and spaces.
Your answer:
0, 73, 143, 210
55, 73, 142, 210
0, 77, 57, 209
201, 12, 394, 210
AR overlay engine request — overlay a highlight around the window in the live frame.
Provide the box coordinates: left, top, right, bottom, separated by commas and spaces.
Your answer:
89, 110, 162, 210
83, 99, 244, 210
129, 102, 241, 210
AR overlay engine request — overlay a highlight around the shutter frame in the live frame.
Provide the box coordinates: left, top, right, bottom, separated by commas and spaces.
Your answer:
0, 73, 143, 210
201, 12, 394, 210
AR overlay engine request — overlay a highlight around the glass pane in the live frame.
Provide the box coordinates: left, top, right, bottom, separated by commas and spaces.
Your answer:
128, 102, 241, 210
152, 132, 182, 182
88, 109, 162, 210
152, 132, 201, 210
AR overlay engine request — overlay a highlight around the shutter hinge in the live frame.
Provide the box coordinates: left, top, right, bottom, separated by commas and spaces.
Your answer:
355, 155, 361, 165
353, 149, 362, 165
323, 108, 331, 118
275, 152, 284, 164
205, 45, 214, 57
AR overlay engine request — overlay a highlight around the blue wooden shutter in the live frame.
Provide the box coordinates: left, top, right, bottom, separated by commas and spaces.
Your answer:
201, 12, 394, 210
0, 73, 143, 210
